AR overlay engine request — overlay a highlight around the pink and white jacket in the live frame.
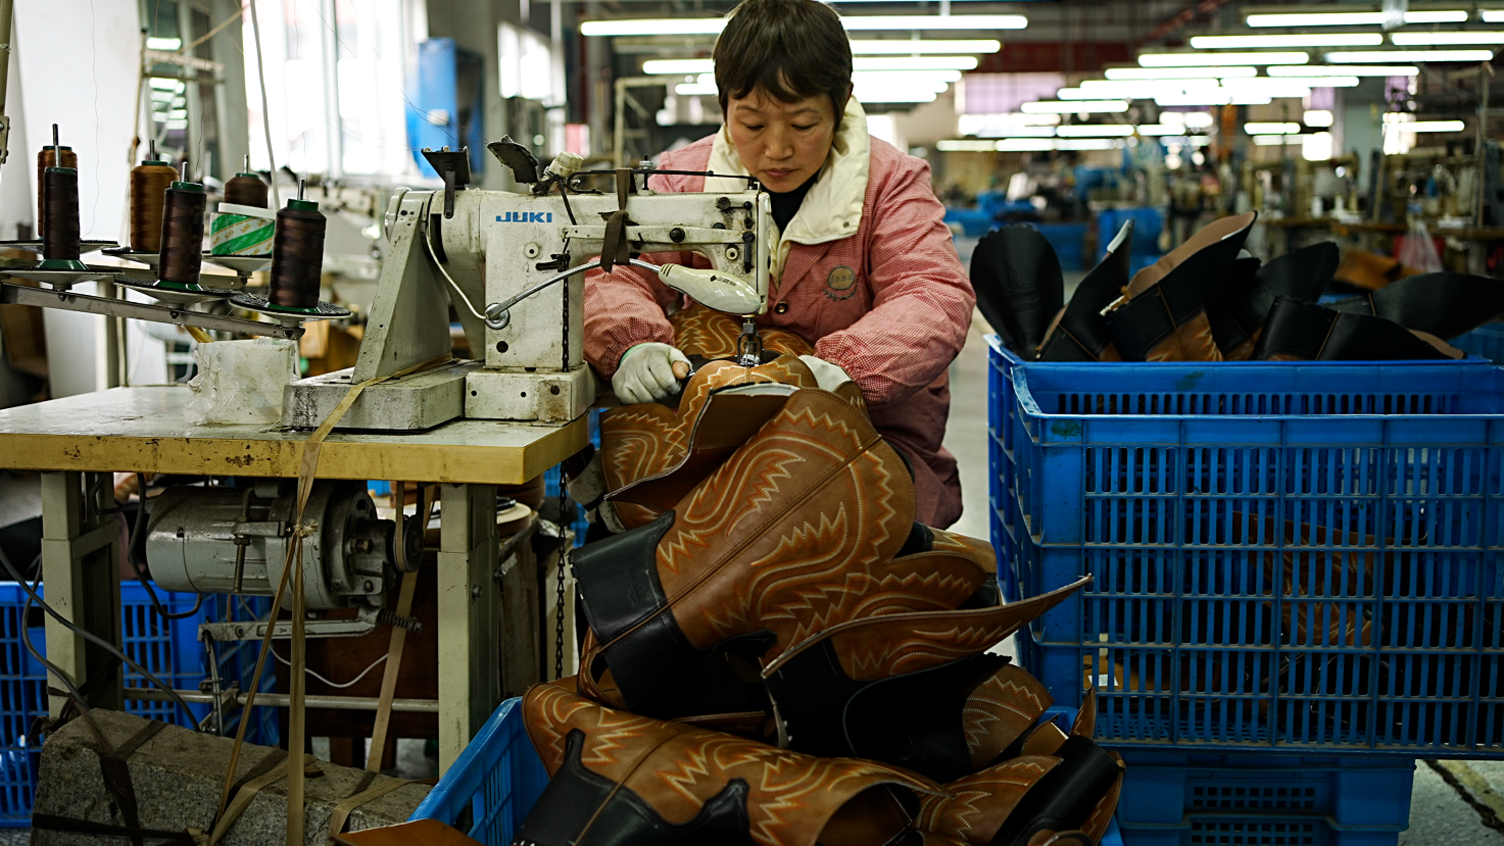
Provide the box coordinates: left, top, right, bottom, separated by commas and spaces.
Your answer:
584, 98, 975, 527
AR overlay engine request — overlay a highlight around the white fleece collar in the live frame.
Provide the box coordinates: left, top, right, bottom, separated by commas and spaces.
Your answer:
705, 96, 869, 250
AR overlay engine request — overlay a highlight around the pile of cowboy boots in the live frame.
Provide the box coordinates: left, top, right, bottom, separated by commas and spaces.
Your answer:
516, 345, 1123, 846
972, 213, 1504, 362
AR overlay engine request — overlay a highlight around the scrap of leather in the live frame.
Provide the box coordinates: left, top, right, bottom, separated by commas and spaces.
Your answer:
1332, 249, 1424, 292
1103, 212, 1257, 361
519, 682, 943, 846
1037, 219, 1134, 363
601, 357, 865, 530
971, 226, 1065, 357
671, 303, 815, 359
1326, 271, 1504, 341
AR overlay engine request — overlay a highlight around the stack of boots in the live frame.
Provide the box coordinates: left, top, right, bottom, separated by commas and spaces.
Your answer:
514, 682, 943, 846
1207, 242, 1338, 360
575, 388, 1005, 716
600, 357, 866, 531
1326, 271, 1504, 341
1037, 221, 1135, 362
906, 694, 1123, 846
971, 226, 1065, 357
760, 581, 1087, 781
1103, 211, 1257, 361
1252, 296, 1463, 361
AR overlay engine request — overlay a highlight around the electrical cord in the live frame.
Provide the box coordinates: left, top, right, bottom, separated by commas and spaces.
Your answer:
17, 561, 91, 714
0, 544, 198, 727
268, 646, 387, 689
126, 474, 204, 621
422, 223, 489, 323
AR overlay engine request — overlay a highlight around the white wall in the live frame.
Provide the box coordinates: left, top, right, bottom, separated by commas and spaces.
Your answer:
11, 0, 170, 396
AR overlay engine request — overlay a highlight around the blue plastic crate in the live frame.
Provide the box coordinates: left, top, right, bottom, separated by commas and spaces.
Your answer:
410, 697, 547, 846
1116, 751, 1414, 846
1453, 322, 1504, 364
1035, 222, 1090, 272
987, 336, 1504, 755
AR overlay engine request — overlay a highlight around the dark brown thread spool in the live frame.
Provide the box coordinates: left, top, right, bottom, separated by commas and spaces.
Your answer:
270, 199, 326, 309
158, 180, 207, 286
36, 146, 77, 237
224, 171, 269, 208
130, 158, 178, 252
41, 167, 81, 261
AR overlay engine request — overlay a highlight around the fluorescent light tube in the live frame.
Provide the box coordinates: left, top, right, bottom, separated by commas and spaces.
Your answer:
1269, 64, 1420, 77
645, 59, 714, 74
1136, 124, 1188, 136
675, 82, 718, 96
855, 88, 939, 103
1304, 109, 1335, 127
1105, 66, 1258, 79
1139, 52, 1310, 67
1326, 49, 1496, 62
585, 14, 1025, 36
1020, 100, 1130, 113
1245, 121, 1302, 135
1246, 11, 1468, 27
1189, 33, 1383, 48
957, 113, 1061, 133
936, 140, 1003, 151
1253, 135, 1304, 145
849, 39, 1001, 54
648, 56, 977, 74
1391, 32, 1504, 45
1382, 120, 1467, 132
1484, 11, 1504, 23
1056, 124, 1135, 137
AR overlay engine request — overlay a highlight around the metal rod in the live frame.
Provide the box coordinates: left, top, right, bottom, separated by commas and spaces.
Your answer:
125, 687, 440, 713
0, 281, 303, 339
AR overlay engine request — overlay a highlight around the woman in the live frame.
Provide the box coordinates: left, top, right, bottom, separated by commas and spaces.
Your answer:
583, 0, 975, 528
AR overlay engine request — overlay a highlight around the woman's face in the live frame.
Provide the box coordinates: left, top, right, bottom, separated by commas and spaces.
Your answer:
726, 86, 840, 193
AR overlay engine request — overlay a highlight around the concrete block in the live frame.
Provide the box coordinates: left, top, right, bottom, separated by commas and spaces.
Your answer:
32, 709, 431, 846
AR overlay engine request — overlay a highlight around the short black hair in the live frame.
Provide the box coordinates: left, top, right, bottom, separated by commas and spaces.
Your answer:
714, 0, 853, 127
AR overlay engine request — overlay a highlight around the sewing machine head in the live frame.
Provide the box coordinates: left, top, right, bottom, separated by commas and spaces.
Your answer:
284, 161, 774, 431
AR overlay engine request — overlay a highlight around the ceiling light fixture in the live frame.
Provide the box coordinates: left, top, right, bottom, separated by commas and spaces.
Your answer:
1382, 119, 1467, 132
646, 56, 978, 74
1055, 124, 1136, 137
1253, 135, 1305, 145
849, 39, 1001, 54
1188, 33, 1383, 48
1304, 109, 1335, 127
1136, 124, 1189, 136
1245, 10, 1468, 27
584, 13, 1026, 37
1391, 32, 1504, 45
1020, 100, 1130, 113
1139, 51, 1310, 67
1105, 66, 1259, 79
1326, 49, 1496, 62
1484, 11, 1504, 23
1245, 121, 1303, 134
1269, 64, 1420, 76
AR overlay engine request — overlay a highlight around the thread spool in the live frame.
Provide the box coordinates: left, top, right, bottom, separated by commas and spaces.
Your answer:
41, 167, 81, 261
224, 171, 268, 208
130, 157, 179, 252
158, 178, 207, 286
36, 145, 77, 238
270, 197, 327, 309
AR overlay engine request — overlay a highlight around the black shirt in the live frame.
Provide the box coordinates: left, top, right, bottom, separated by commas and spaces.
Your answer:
768, 173, 818, 233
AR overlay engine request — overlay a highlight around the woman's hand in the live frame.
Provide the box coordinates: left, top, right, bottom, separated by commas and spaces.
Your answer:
613, 342, 692, 403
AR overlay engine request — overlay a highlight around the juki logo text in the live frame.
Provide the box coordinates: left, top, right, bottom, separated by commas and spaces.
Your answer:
497, 211, 553, 223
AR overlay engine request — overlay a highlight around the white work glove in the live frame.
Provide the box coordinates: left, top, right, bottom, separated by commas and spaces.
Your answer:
613, 342, 691, 404
798, 354, 854, 392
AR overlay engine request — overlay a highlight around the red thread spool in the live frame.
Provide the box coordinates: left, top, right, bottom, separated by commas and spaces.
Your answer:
36, 146, 78, 238
158, 180, 207, 286
270, 199, 326, 309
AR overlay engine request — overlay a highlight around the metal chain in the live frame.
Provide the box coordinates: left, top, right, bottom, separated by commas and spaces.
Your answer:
555, 471, 572, 680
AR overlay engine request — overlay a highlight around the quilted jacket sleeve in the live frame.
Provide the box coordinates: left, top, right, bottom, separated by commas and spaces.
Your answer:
812, 156, 974, 408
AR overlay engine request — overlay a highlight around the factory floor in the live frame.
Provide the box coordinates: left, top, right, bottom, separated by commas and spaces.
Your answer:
943, 238, 1504, 844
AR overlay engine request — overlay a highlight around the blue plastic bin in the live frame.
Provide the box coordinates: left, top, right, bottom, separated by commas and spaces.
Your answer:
1036, 222, 1090, 271
1453, 322, 1504, 364
0, 581, 271, 825
1115, 751, 1414, 846
988, 336, 1504, 755
416, 698, 1125, 846
410, 697, 548, 846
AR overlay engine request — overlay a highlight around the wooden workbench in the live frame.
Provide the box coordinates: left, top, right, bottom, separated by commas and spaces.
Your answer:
0, 386, 590, 771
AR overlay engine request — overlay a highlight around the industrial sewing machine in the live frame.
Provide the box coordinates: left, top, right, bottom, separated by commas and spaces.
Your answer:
284, 144, 775, 430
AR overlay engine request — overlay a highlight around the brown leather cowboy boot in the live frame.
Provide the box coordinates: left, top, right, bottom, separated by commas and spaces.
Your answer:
670, 302, 815, 359
515, 681, 943, 846
601, 357, 865, 530
575, 388, 1003, 718
1103, 211, 1257, 362
760, 578, 1088, 781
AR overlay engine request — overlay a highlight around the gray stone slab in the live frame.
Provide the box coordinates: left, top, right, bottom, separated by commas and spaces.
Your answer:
31, 709, 430, 846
